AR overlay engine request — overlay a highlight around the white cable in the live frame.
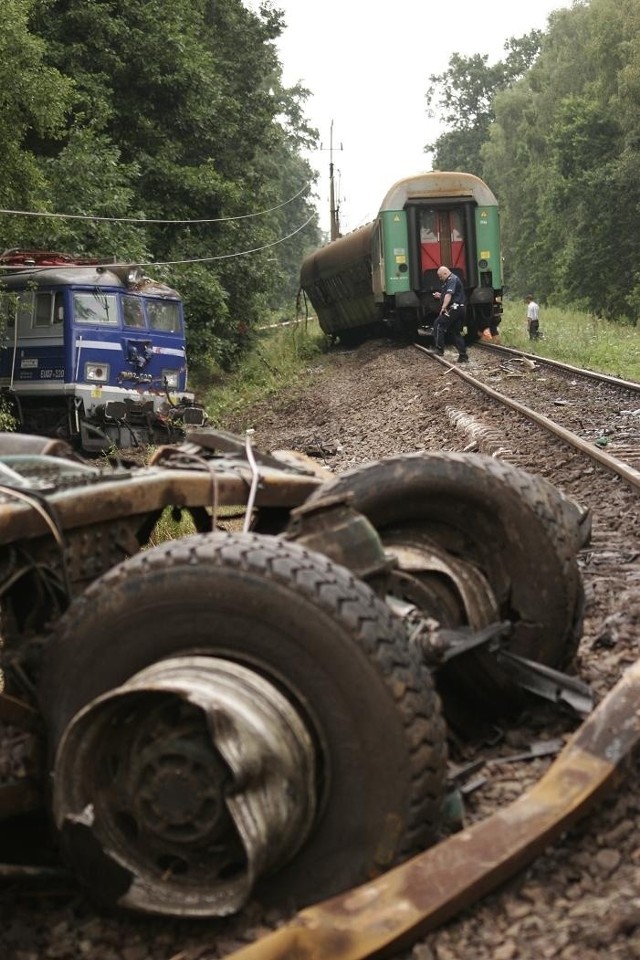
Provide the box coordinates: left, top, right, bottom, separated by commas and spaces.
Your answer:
242, 429, 259, 534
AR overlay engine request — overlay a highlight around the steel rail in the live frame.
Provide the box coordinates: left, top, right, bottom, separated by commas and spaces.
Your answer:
476, 340, 640, 394
415, 343, 640, 493
223, 657, 640, 960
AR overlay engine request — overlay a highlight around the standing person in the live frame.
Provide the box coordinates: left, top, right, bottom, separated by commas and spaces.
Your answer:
431, 266, 469, 363
526, 294, 540, 340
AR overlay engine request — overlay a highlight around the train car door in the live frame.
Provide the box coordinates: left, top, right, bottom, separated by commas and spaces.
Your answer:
419, 208, 467, 291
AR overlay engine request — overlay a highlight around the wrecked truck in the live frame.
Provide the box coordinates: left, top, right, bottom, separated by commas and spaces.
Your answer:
0, 427, 592, 917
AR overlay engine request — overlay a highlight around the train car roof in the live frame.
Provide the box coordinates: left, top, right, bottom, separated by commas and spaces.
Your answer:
300, 221, 376, 282
0, 265, 180, 298
379, 171, 498, 211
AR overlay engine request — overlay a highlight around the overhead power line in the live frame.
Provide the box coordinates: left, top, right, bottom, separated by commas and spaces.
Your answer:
0, 214, 317, 271
145, 214, 316, 267
0, 184, 311, 225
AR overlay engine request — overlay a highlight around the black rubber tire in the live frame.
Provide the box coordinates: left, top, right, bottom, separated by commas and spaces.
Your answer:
38, 531, 447, 910
337, 328, 366, 347
297, 452, 586, 722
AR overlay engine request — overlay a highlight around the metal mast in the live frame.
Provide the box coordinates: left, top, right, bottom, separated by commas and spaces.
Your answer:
329, 120, 341, 240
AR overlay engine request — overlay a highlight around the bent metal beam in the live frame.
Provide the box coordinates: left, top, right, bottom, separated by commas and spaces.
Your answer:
224, 657, 640, 960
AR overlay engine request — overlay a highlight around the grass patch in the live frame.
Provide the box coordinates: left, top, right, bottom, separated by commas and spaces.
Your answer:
0, 398, 18, 432
147, 504, 250, 546
196, 316, 328, 424
147, 506, 198, 546
499, 300, 640, 382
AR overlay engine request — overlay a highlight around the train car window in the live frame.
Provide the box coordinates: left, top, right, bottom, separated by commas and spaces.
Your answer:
33, 293, 54, 327
73, 292, 119, 325
54, 292, 64, 324
122, 295, 146, 329
146, 300, 181, 333
16, 293, 35, 334
420, 211, 440, 280
420, 220, 437, 243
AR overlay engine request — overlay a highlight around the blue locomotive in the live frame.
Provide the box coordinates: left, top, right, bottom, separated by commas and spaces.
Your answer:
0, 250, 205, 452
300, 171, 503, 345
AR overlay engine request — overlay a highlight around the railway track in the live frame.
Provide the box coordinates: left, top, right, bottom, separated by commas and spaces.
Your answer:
478, 340, 640, 394
414, 340, 640, 490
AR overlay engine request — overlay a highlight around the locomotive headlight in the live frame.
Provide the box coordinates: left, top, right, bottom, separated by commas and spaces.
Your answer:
478, 258, 489, 269
85, 362, 109, 383
127, 266, 144, 285
162, 369, 180, 389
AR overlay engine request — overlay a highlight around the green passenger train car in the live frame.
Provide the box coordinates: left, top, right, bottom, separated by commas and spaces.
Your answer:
300, 171, 503, 345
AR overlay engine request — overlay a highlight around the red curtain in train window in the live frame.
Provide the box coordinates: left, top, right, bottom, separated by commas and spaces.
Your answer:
420, 209, 466, 281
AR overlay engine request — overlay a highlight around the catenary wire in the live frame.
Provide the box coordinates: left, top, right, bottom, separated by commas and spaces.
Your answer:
0, 184, 311, 225
0, 214, 316, 271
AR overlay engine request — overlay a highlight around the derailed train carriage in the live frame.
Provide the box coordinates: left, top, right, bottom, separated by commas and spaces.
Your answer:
300, 171, 504, 345
0, 249, 205, 453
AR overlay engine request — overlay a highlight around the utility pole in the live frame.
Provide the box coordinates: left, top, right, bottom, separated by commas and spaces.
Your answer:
328, 121, 342, 240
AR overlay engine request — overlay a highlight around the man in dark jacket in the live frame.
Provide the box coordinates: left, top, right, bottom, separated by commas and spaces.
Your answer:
431, 265, 469, 363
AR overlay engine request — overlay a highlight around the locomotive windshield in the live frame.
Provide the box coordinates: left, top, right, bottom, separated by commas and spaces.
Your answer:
71, 291, 182, 334
146, 299, 181, 333
73, 292, 118, 325
122, 295, 145, 328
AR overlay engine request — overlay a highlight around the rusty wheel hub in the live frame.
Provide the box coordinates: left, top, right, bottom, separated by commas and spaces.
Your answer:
52, 656, 318, 915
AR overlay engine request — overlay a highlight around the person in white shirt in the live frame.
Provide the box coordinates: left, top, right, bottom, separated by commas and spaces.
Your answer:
526, 294, 540, 340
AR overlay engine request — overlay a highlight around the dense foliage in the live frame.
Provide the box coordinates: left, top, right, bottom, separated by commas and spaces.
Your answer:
425, 33, 542, 174
6, 0, 640, 368
0, 0, 321, 372
426, 0, 640, 326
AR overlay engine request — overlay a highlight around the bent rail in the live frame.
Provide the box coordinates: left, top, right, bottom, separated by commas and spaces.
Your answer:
225, 658, 640, 960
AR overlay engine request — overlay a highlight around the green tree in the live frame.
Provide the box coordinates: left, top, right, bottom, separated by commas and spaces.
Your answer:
425, 33, 542, 173
20, 0, 320, 371
0, 0, 73, 245
483, 0, 640, 319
